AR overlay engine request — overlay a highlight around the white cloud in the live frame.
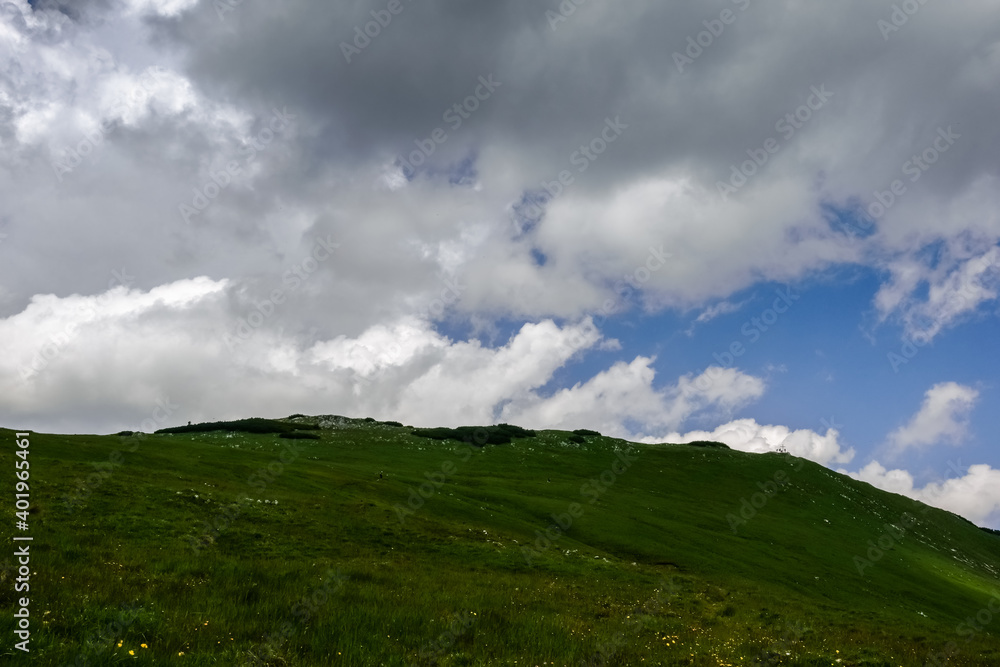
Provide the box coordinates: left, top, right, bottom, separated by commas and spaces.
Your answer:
0, 277, 231, 421
5, 278, 725, 433
651, 418, 856, 467
888, 382, 980, 452
685, 298, 750, 335
875, 244, 1000, 343
502, 362, 765, 438
2, 0, 1000, 347
390, 319, 605, 427
4, 0, 996, 333
309, 318, 448, 378
847, 461, 1000, 528
0, 275, 772, 440
122, 0, 200, 18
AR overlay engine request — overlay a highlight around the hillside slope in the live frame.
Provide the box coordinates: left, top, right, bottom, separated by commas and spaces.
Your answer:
1, 417, 999, 666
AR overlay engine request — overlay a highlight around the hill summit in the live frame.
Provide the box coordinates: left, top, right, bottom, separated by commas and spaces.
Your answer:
2, 415, 999, 665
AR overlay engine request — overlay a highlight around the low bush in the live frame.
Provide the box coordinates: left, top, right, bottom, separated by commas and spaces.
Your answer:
685, 440, 730, 450
155, 418, 319, 436
413, 423, 537, 446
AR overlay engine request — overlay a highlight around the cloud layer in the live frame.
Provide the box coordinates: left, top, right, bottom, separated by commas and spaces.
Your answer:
3, 0, 1000, 326
655, 418, 855, 467
887, 382, 980, 452
848, 461, 1000, 528
1, 279, 764, 437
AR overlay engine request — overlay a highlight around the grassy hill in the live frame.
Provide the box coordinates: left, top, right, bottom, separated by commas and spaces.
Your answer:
2, 415, 999, 666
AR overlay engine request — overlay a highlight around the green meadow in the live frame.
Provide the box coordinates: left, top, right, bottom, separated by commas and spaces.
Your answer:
2, 415, 999, 665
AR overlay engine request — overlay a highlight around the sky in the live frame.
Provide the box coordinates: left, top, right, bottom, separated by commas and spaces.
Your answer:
1, 0, 999, 528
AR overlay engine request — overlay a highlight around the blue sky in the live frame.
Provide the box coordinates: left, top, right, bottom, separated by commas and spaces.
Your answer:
436, 261, 999, 496
1, 0, 999, 527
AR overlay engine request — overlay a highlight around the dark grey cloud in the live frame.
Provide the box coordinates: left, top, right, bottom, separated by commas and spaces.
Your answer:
1, 0, 999, 440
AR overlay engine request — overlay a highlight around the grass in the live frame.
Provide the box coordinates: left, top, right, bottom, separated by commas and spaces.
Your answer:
1, 416, 999, 665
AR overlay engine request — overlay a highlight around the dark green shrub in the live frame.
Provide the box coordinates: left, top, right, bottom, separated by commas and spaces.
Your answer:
382, 421, 404, 427
567, 434, 586, 444
156, 418, 319, 436
572, 429, 601, 437
412, 423, 537, 446
685, 440, 730, 450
